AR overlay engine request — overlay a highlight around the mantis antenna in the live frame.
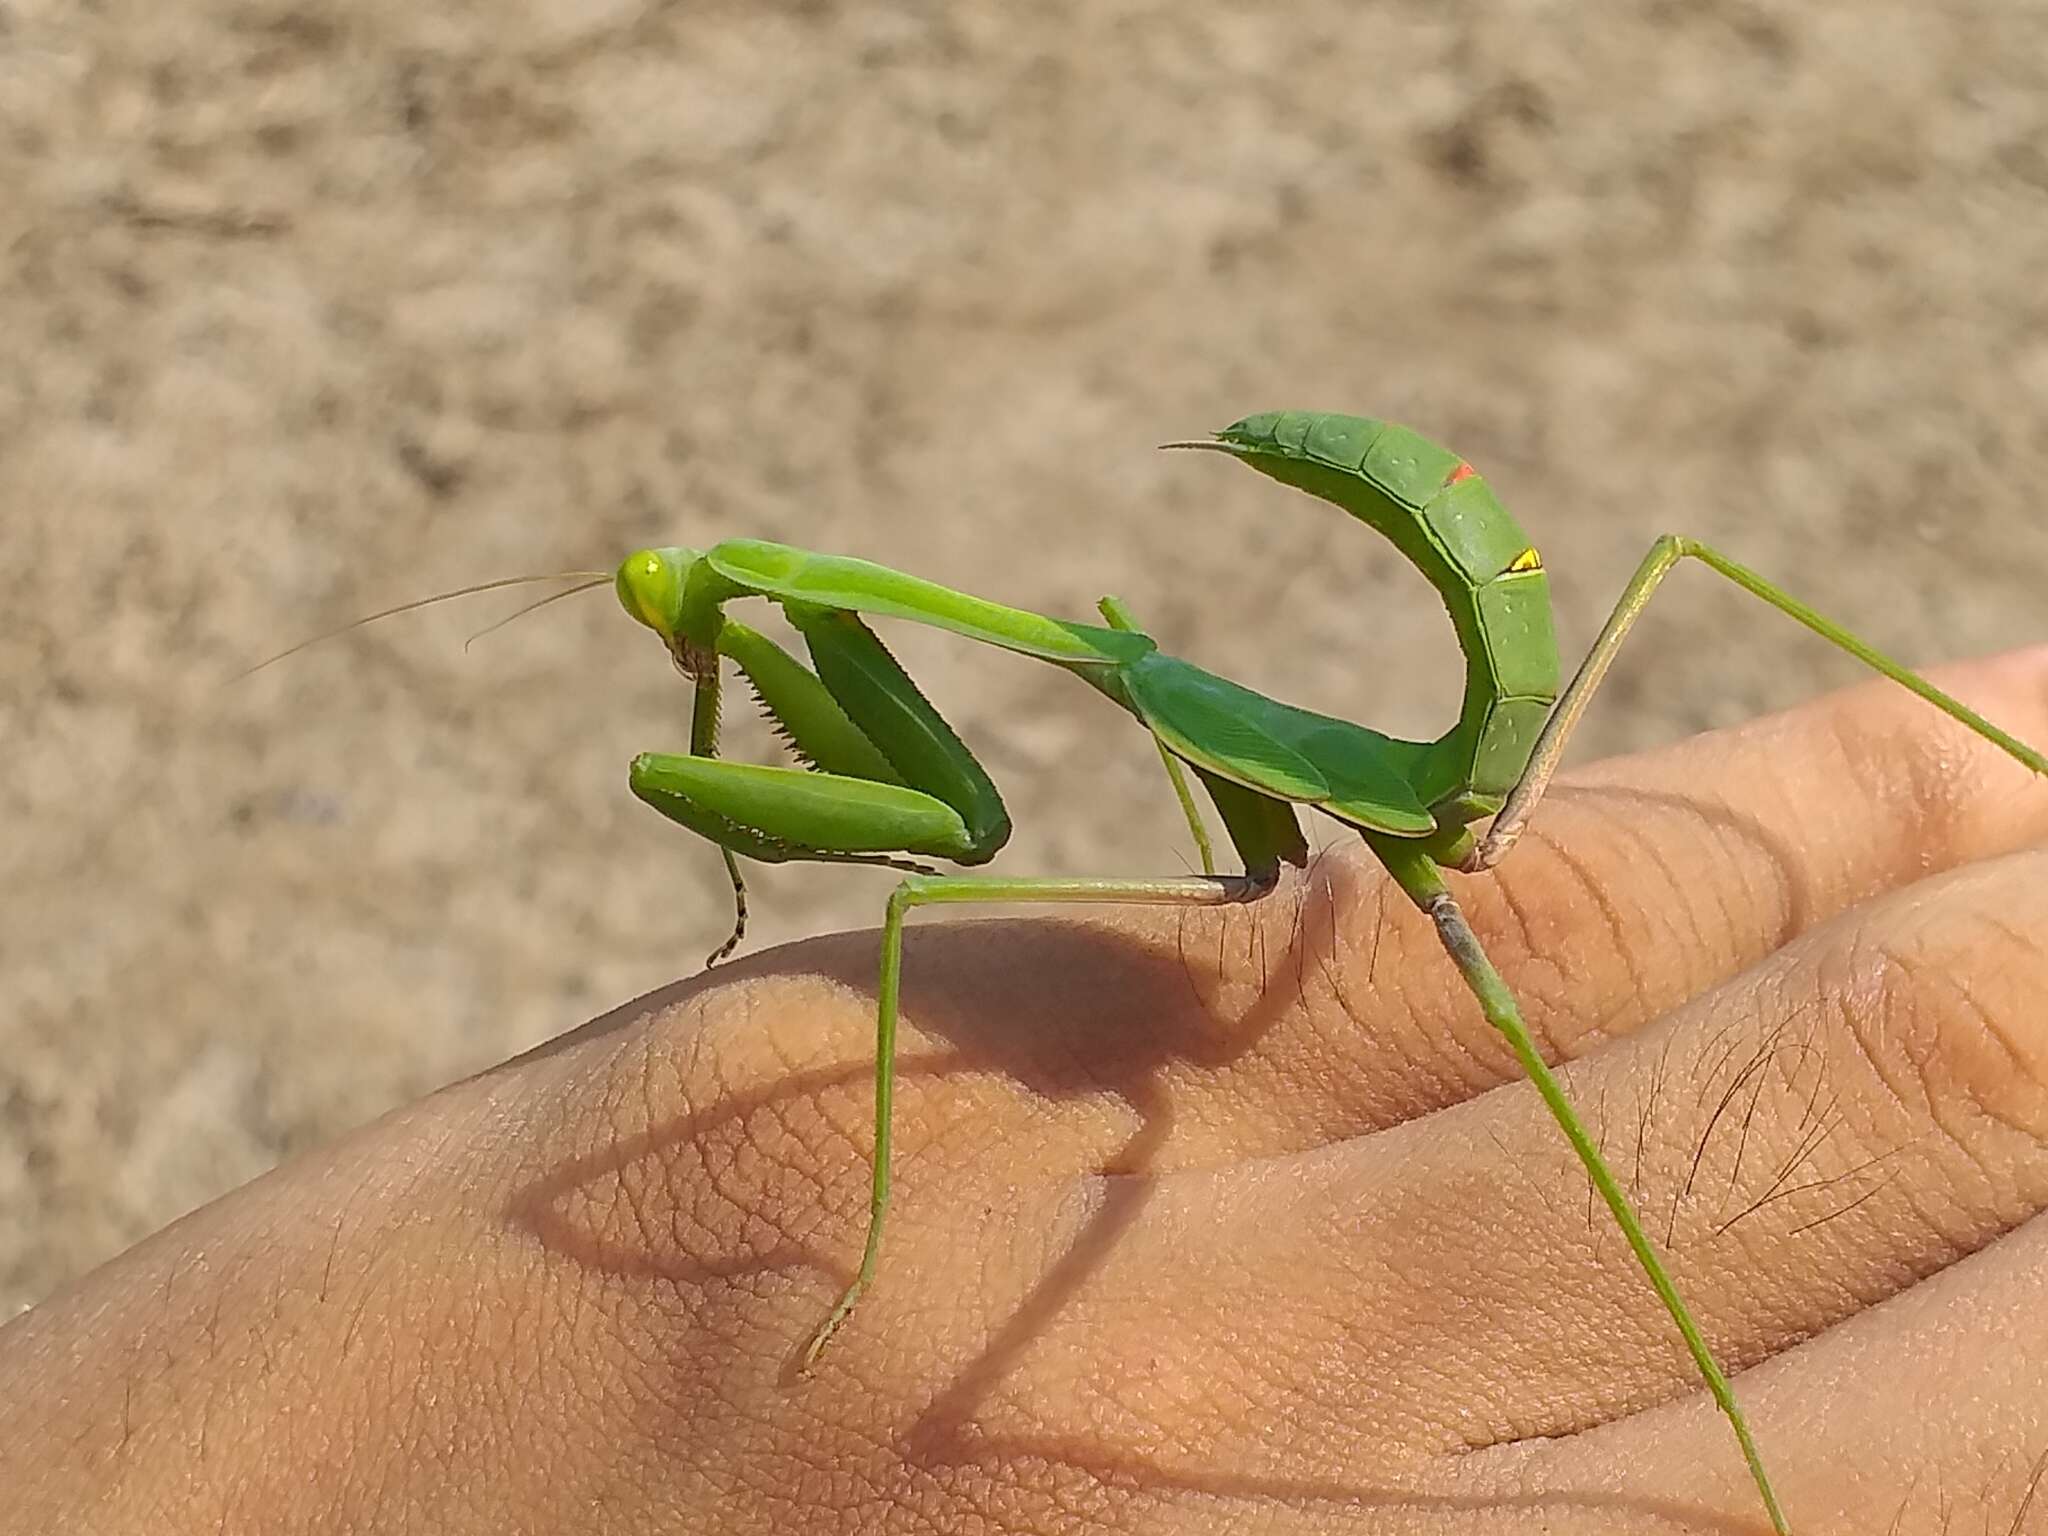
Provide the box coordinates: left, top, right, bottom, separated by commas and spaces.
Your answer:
236, 570, 610, 679
462, 576, 614, 651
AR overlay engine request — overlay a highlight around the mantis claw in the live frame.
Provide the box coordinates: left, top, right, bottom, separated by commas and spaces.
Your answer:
799, 1281, 864, 1373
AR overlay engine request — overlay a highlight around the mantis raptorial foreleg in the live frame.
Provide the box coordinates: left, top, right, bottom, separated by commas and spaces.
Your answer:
1465, 534, 2048, 872
673, 613, 929, 964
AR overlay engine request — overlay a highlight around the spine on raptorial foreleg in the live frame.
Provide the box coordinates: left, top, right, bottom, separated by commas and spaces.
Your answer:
1201, 411, 1564, 817
782, 603, 1013, 861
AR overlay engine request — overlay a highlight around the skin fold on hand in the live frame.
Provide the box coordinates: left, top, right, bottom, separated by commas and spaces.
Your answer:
6, 652, 2048, 1535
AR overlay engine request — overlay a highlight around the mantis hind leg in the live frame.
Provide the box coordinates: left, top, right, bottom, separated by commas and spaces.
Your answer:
801, 867, 1273, 1369
1365, 831, 1792, 1536
1469, 534, 2048, 871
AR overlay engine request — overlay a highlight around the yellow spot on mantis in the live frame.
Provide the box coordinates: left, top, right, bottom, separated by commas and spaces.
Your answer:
1507, 546, 1543, 574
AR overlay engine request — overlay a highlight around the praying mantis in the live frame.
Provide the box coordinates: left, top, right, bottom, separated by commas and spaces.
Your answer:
274, 410, 2047, 1533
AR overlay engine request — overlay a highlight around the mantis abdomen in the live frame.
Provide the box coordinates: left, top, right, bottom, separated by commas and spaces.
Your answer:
1207, 411, 1562, 814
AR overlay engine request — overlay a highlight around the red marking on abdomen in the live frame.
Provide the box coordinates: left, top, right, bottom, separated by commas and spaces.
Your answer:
1447, 461, 1477, 485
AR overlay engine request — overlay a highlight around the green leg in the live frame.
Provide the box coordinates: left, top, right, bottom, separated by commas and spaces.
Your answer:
800, 867, 1272, 1368
707, 847, 748, 968
684, 656, 753, 968
1368, 833, 1791, 1536
1469, 533, 2048, 872
1153, 742, 1218, 876
1099, 595, 1217, 875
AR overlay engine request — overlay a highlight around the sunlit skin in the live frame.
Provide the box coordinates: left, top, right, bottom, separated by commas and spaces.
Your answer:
6, 657, 2048, 1533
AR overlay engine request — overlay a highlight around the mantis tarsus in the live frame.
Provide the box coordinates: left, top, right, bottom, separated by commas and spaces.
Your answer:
301, 411, 2048, 1534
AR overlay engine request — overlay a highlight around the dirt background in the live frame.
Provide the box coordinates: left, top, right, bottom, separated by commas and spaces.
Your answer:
5, 0, 2048, 1313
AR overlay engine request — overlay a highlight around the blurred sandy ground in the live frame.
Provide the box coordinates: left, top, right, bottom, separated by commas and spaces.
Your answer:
4, 0, 2047, 1312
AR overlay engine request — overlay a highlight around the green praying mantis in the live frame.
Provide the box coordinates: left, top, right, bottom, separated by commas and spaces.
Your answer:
270, 410, 2048, 1534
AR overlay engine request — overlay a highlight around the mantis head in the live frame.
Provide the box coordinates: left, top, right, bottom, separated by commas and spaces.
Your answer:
615, 546, 705, 644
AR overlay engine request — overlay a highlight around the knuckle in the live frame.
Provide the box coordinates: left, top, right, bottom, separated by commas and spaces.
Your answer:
527, 979, 874, 1332
1820, 681, 2007, 867
1841, 858, 2048, 1160
671, 976, 876, 1233
1465, 801, 1688, 1049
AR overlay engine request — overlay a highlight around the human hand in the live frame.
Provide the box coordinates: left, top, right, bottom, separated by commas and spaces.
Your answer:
7, 652, 2048, 1534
